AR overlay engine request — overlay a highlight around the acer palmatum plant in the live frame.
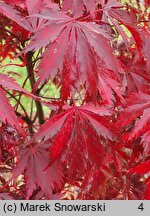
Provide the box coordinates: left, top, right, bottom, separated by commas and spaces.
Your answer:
0, 0, 150, 200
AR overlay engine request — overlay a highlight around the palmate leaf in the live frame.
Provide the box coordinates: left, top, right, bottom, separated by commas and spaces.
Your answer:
121, 59, 150, 95
24, 0, 59, 32
0, 74, 34, 133
118, 93, 150, 141
0, 0, 57, 32
99, 0, 142, 52
0, 0, 124, 104
33, 104, 117, 172
24, 9, 120, 103
0, 87, 22, 131
12, 143, 63, 199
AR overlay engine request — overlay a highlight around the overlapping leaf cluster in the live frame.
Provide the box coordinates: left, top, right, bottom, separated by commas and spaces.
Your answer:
0, 0, 150, 200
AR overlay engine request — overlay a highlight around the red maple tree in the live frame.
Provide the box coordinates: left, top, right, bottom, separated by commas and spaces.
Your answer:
0, 0, 150, 200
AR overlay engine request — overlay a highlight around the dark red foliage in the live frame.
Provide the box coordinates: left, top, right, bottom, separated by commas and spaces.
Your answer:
0, 0, 150, 200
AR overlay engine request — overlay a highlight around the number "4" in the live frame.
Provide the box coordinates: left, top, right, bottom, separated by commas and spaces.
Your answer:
138, 203, 144, 211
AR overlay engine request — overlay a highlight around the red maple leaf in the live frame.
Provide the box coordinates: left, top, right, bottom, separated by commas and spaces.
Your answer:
0, 0, 57, 32
0, 74, 34, 133
23, 9, 121, 103
120, 59, 150, 95
97, 0, 142, 52
0, 0, 149, 201
33, 103, 117, 172
12, 142, 63, 199
117, 93, 150, 142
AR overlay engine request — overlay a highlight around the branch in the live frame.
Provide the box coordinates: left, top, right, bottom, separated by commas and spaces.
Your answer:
26, 52, 45, 125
